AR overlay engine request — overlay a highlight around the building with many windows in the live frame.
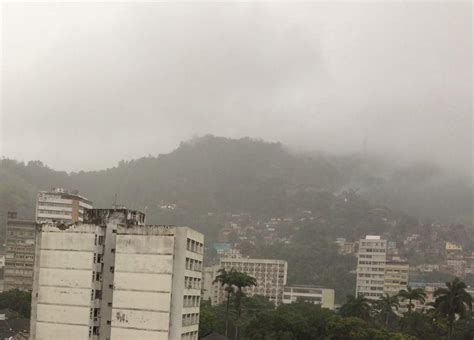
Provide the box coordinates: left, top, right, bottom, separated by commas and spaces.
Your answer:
30, 209, 204, 340
36, 188, 93, 224
383, 257, 409, 296
4, 212, 37, 291
356, 235, 387, 300
207, 257, 287, 306
282, 285, 335, 310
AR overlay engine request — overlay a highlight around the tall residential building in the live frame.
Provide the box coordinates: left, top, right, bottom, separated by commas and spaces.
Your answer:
383, 257, 409, 296
282, 285, 335, 310
4, 212, 37, 291
356, 235, 387, 300
36, 188, 93, 224
30, 209, 204, 340
212, 258, 288, 306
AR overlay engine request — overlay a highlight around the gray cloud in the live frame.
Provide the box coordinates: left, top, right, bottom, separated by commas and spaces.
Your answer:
1, 2, 471, 174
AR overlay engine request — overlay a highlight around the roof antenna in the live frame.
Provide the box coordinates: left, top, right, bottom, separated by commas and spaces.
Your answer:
113, 193, 118, 209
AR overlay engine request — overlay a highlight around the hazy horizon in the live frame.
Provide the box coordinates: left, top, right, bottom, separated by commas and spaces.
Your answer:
1, 2, 472, 174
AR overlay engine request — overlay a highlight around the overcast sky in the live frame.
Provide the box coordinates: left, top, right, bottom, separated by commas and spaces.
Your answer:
1, 2, 472, 174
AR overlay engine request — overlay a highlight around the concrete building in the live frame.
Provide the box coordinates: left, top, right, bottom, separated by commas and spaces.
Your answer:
356, 235, 387, 300
36, 188, 93, 224
214, 257, 288, 306
30, 209, 204, 340
4, 212, 36, 291
201, 265, 221, 305
383, 257, 409, 296
282, 285, 335, 310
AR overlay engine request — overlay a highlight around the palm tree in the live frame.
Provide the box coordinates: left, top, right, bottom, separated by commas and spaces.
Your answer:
398, 286, 426, 313
232, 272, 257, 340
375, 293, 400, 325
339, 294, 372, 321
213, 268, 236, 337
432, 277, 473, 340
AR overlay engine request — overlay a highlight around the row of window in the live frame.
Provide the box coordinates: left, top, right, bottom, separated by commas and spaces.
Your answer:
358, 267, 385, 272
358, 286, 384, 291
181, 331, 198, 340
8, 254, 34, 261
37, 201, 72, 208
185, 258, 203, 272
5, 262, 33, 268
184, 276, 201, 290
361, 248, 386, 253
183, 295, 200, 308
186, 239, 204, 254
7, 230, 35, 237
5, 246, 35, 253
182, 313, 199, 326
37, 209, 71, 216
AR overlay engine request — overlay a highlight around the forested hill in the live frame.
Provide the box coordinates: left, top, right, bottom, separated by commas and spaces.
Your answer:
0, 135, 472, 232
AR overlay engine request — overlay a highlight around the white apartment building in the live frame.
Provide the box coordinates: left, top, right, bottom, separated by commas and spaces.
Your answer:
36, 188, 93, 224
213, 258, 288, 306
30, 209, 204, 340
356, 235, 387, 300
282, 285, 335, 310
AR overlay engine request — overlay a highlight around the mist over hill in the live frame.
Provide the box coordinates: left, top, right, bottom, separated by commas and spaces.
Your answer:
0, 135, 472, 234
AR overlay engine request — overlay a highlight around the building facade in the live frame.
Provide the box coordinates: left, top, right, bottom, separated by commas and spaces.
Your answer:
383, 257, 409, 296
214, 258, 288, 306
30, 209, 204, 340
282, 285, 335, 310
356, 235, 387, 300
4, 212, 37, 291
36, 188, 93, 224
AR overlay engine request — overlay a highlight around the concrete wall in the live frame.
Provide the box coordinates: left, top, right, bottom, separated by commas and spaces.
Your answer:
110, 226, 176, 339
31, 223, 101, 340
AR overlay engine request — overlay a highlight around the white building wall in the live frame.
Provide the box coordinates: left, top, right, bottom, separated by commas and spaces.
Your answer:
30, 210, 204, 340
30, 223, 102, 340
217, 258, 288, 306
356, 236, 387, 300
110, 226, 175, 339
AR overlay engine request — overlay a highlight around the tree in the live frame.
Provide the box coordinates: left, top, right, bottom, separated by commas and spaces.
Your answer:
432, 277, 473, 340
374, 293, 399, 325
339, 295, 372, 321
398, 287, 426, 313
0, 289, 31, 318
213, 268, 237, 337
398, 311, 446, 339
231, 271, 257, 339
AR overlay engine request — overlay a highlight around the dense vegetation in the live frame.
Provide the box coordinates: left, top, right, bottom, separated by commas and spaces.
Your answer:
0, 289, 31, 318
1, 135, 471, 227
200, 277, 473, 340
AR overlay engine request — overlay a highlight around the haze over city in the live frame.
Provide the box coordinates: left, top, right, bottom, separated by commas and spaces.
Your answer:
2, 2, 471, 174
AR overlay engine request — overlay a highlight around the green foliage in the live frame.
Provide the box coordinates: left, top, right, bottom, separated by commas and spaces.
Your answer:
373, 294, 400, 326
432, 278, 473, 340
398, 287, 426, 313
339, 295, 372, 321
0, 289, 32, 318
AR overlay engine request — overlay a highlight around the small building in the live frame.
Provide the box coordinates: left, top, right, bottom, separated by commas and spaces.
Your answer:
282, 285, 335, 310
36, 188, 93, 224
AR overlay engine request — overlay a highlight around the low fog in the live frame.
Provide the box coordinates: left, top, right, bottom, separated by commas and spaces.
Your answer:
1, 2, 471, 175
